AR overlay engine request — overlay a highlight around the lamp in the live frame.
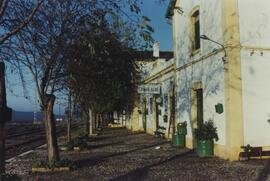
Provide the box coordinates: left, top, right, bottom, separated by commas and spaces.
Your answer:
200, 35, 227, 63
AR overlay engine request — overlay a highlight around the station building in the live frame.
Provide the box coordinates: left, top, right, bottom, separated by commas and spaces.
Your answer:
129, 0, 270, 161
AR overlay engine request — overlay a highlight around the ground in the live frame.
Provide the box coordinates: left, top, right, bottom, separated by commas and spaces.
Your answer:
6, 127, 270, 181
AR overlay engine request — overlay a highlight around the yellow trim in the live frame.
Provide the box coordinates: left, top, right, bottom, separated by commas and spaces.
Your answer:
222, 0, 244, 161
191, 48, 201, 56
190, 81, 203, 148
241, 46, 270, 52
146, 128, 155, 135
189, 6, 201, 53
186, 137, 193, 149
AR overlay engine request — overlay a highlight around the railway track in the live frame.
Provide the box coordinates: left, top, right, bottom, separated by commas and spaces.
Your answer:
5, 121, 82, 159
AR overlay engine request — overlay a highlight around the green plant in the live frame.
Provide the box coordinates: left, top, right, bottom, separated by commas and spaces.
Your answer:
240, 144, 252, 152
62, 135, 88, 150
194, 120, 219, 141
33, 159, 76, 169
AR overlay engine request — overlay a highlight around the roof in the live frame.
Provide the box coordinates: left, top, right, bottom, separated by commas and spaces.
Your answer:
165, 0, 177, 19
133, 51, 173, 61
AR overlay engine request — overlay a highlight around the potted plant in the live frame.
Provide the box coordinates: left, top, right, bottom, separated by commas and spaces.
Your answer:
172, 121, 187, 147
194, 120, 218, 157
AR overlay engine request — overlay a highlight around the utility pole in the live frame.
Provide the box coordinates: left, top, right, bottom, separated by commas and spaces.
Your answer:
0, 62, 12, 180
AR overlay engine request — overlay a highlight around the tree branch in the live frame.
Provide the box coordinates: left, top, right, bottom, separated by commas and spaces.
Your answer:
0, 0, 43, 45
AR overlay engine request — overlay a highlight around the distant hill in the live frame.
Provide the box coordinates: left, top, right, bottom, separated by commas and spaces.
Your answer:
12, 111, 64, 122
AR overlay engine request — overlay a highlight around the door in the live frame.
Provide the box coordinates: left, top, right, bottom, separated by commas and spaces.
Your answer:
196, 88, 203, 127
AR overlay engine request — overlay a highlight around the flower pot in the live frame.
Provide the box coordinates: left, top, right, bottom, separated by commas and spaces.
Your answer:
172, 133, 185, 147
196, 140, 214, 157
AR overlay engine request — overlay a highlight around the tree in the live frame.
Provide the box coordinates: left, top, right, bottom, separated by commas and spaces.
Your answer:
0, 0, 43, 45
2, 0, 154, 163
63, 12, 152, 135
0, 1, 43, 178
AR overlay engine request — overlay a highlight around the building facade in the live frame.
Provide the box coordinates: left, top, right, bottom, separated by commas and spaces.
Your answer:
127, 47, 174, 137
128, 0, 270, 161
166, 0, 270, 160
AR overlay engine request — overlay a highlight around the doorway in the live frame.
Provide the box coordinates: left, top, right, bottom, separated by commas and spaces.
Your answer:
196, 88, 203, 128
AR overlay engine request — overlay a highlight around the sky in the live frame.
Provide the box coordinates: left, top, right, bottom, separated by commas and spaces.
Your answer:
141, 1, 173, 51
6, 0, 173, 113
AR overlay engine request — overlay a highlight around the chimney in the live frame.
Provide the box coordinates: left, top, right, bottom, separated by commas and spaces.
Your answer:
153, 41, 160, 58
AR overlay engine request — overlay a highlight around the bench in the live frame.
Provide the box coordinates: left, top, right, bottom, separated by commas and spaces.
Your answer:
154, 126, 166, 138
238, 145, 270, 160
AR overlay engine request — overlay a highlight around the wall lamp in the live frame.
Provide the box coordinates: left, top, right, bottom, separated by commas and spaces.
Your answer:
200, 35, 227, 63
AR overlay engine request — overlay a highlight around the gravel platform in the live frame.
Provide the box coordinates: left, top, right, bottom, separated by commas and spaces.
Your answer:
6, 128, 270, 181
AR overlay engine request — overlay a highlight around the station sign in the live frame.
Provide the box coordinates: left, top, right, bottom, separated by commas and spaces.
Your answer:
138, 84, 160, 94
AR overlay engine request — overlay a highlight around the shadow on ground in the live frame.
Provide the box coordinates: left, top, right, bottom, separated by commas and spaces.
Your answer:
109, 150, 194, 181
75, 141, 169, 169
256, 159, 270, 181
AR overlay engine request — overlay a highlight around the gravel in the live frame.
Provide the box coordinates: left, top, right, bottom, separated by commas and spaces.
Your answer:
6, 128, 270, 181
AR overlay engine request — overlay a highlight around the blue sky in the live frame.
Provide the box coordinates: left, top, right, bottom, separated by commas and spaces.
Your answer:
141, 0, 173, 51
6, 0, 172, 113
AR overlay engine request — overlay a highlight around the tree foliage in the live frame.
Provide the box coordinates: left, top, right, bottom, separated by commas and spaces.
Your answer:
1, 0, 154, 163
64, 16, 140, 114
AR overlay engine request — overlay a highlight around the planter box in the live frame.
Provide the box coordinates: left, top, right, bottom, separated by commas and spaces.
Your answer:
73, 147, 81, 151
32, 167, 70, 173
172, 133, 185, 147
60, 146, 69, 151
108, 124, 125, 128
196, 140, 214, 157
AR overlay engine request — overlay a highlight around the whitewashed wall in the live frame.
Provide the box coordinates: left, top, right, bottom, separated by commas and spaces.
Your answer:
175, 54, 226, 145
173, 0, 223, 67
238, 0, 270, 146
238, 0, 270, 48
241, 51, 270, 146
173, 0, 226, 145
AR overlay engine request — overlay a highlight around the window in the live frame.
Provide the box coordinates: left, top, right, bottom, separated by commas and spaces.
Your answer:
191, 10, 200, 51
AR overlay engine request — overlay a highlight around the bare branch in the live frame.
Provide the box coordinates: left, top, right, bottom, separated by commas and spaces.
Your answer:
0, 0, 43, 44
0, 0, 8, 21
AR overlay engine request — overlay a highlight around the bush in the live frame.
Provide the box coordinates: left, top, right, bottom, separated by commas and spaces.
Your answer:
194, 120, 218, 141
33, 159, 76, 169
63, 135, 88, 150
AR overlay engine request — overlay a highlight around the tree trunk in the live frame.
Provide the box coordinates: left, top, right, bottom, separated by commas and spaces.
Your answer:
67, 93, 72, 142
89, 108, 93, 135
0, 62, 12, 180
84, 110, 89, 135
43, 94, 59, 163
100, 114, 103, 128
0, 122, 5, 180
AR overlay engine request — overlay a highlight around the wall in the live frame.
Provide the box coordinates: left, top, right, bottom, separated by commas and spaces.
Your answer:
137, 58, 175, 136
173, 0, 226, 147
238, 0, 270, 146
241, 50, 270, 146
173, 0, 223, 67
175, 54, 226, 146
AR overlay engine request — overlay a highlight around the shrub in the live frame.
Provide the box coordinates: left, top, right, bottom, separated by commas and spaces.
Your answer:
194, 120, 219, 141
